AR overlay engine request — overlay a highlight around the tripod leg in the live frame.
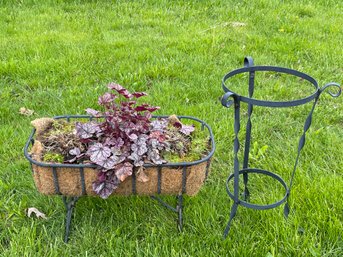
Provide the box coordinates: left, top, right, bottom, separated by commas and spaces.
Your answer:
223, 202, 238, 238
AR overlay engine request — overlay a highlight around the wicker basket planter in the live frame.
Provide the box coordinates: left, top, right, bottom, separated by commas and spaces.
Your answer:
24, 115, 215, 197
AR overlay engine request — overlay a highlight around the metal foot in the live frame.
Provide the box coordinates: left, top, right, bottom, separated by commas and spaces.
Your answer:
62, 196, 79, 243
150, 194, 184, 232
223, 203, 238, 238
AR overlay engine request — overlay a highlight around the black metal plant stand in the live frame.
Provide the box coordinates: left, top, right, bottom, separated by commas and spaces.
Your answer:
61, 195, 184, 242
24, 116, 215, 243
221, 57, 341, 237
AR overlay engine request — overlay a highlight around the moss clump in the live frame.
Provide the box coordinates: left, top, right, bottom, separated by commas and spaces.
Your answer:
163, 129, 209, 163
50, 120, 75, 134
43, 152, 64, 163
40, 120, 85, 158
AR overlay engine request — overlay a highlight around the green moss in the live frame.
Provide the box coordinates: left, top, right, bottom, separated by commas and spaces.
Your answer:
43, 152, 64, 163
49, 120, 75, 135
164, 129, 209, 163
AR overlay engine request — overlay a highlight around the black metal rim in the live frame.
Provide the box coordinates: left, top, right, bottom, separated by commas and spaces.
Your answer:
222, 66, 320, 108
24, 115, 215, 168
226, 168, 289, 210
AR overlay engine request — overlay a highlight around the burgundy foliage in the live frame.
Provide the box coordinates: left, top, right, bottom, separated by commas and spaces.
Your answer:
74, 83, 195, 198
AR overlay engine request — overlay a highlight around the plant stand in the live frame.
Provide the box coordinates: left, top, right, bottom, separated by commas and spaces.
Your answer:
60, 194, 184, 243
24, 116, 215, 243
221, 57, 341, 237
62, 196, 79, 243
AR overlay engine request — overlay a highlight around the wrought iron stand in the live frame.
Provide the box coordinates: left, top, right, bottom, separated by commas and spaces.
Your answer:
221, 57, 341, 237
61, 195, 184, 242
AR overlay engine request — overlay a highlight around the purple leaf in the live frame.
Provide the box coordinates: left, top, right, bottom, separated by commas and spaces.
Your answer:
131, 143, 148, 156
132, 92, 147, 98
147, 149, 165, 165
128, 133, 138, 141
108, 82, 124, 91
112, 153, 126, 165
87, 143, 111, 162
151, 119, 168, 131
113, 137, 125, 148
95, 156, 116, 170
180, 124, 195, 135
108, 83, 133, 99
92, 177, 119, 199
85, 108, 101, 117
149, 131, 166, 142
69, 147, 81, 156
135, 104, 160, 112
76, 122, 100, 139
104, 137, 124, 148
128, 152, 144, 167
97, 171, 106, 183
115, 162, 133, 181
98, 92, 117, 105
137, 134, 149, 143
172, 121, 182, 129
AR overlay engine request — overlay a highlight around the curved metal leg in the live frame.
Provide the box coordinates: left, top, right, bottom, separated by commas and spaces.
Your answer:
62, 196, 79, 243
150, 194, 184, 232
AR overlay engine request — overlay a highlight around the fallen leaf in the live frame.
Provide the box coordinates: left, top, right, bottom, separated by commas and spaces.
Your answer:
137, 167, 150, 183
27, 207, 47, 219
19, 107, 34, 116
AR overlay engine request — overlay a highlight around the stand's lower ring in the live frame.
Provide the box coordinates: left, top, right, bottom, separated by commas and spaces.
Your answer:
226, 168, 289, 210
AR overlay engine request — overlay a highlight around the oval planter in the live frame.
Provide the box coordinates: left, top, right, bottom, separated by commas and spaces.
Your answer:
24, 115, 215, 197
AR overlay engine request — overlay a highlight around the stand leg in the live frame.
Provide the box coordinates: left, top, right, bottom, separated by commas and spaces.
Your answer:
150, 194, 184, 232
62, 196, 79, 243
223, 202, 238, 238
284, 192, 290, 218
242, 173, 250, 201
176, 194, 183, 231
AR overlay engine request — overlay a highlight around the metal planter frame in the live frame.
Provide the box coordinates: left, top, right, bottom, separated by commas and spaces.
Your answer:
24, 115, 215, 242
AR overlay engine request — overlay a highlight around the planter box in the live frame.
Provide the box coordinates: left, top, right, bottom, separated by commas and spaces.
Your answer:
24, 115, 215, 197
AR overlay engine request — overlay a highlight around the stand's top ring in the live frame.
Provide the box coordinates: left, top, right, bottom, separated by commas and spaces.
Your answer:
222, 66, 320, 108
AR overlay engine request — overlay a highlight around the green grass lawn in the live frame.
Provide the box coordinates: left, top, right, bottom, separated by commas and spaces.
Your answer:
0, 0, 342, 256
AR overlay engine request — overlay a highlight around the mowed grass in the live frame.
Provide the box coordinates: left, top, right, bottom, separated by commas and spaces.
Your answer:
0, 0, 342, 256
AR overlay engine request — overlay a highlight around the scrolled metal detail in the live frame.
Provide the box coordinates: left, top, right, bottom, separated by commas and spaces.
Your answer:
221, 91, 236, 108
244, 56, 254, 68
320, 82, 341, 98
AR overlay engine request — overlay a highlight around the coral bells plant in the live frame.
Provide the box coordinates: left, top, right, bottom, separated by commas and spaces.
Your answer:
69, 83, 195, 198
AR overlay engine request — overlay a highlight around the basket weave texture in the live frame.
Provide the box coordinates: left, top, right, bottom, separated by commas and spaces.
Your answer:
31, 139, 210, 197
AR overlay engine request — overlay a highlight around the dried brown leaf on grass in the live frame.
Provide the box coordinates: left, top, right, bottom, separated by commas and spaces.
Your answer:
19, 107, 34, 116
27, 207, 47, 219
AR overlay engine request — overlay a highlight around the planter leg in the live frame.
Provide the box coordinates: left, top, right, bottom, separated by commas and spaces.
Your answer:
150, 194, 184, 232
176, 194, 183, 231
62, 196, 79, 243
223, 202, 238, 238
